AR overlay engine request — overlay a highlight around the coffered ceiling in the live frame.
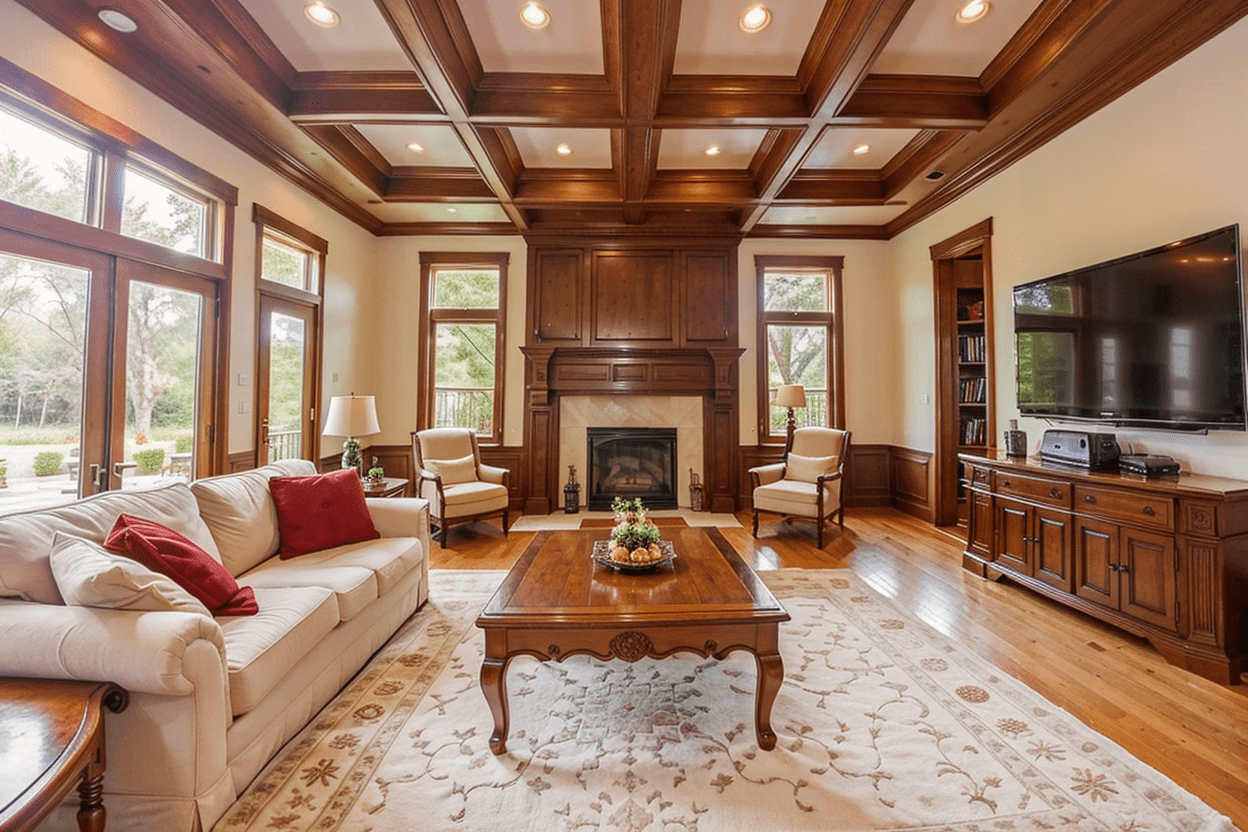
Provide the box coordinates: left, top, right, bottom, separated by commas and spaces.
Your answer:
15, 0, 1248, 238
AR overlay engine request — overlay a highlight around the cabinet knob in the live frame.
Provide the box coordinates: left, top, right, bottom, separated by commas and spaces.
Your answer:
1142, 506, 1155, 517
1050, 487, 1062, 498
1084, 494, 1097, 504
1002, 479, 1012, 488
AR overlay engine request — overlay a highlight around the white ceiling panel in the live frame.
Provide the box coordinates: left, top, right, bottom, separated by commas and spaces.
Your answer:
760, 205, 908, 225
459, 0, 604, 74
657, 129, 768, 170
354, 124, 474, 168
510, 127, 613, 169
366, 202, 512, 223
674, 0, 828, 76
806, 127, 922, 169
243, 0, 411, 72
874, 0, 1047, 77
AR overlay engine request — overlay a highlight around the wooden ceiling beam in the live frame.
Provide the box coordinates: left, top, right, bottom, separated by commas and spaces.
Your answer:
775, 171, 886, 204
385, 167, 498, 202
836, 75, 988, 129
288, 71, 442, 123
373, 0, 528, 230
737, 0, 918, 232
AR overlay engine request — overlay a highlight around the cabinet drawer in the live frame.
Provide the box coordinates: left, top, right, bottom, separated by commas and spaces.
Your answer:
967, 464, 991, 490
992, 472, 1071, 508
1074, 485, 1174, 531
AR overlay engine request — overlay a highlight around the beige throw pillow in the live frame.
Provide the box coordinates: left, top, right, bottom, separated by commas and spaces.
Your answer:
425, 454, 478, 485
784, 453, 834, 483
49, 531, 213, 616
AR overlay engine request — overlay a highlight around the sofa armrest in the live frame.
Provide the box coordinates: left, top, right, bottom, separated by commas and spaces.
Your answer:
478, 463, 508, 485
749, 462, 785, 487
0, 598, 226, 698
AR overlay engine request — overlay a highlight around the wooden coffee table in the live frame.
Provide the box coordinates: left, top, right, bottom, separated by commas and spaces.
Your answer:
475, 526, 789, 754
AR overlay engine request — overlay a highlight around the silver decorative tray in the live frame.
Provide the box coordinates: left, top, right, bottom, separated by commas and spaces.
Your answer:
591, 539, 676, 573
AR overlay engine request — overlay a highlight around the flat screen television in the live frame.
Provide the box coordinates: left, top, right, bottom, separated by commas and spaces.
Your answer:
1013, 224, 1247, 431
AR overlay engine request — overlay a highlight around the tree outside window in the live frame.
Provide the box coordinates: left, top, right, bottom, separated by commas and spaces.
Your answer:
756, 255, 844, 440
421, 255, 507, 442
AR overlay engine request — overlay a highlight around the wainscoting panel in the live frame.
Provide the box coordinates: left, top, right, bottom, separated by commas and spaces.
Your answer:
845, 444, 891, 507
891, 447, 933, 521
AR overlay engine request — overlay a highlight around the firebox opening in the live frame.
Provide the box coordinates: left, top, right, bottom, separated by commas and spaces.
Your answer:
587, 427, 678, 510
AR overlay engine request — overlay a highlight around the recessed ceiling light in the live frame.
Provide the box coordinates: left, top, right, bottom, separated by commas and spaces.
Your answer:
304, 1, 340, 28
97, 9, 137, 33
556, 143, 573, 156
852, 143, 871, 155
739, 4, 771, 34
520, 2, 551, 30
406, 142, 424, 153
955, 0, 989, 24
926, 170, 946, 181
705, 146, 721, 156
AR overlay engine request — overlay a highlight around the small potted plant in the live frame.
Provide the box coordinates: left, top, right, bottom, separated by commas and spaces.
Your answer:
365, 458, 385, 484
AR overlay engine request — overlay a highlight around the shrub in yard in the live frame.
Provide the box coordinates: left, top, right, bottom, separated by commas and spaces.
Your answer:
34, 452, 64, 477
174, 436, 193, 453
133, 448, 166, 475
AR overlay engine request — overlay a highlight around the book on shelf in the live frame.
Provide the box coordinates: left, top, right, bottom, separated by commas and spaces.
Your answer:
960, 416, 987, 445
959, 376, 988, 403
958, 333, 986, 362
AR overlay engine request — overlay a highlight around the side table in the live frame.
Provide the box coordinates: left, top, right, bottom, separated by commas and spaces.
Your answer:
363, 476, 409, 498
0, 678, 128, 832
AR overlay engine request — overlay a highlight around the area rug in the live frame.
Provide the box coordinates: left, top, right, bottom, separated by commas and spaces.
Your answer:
510, 509, 740, 532
213, 569, 1236, 832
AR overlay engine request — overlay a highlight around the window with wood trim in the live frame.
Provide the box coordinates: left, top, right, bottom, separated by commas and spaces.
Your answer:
0, 70, 235, 498
419, 253, 507, 443
253, 205, 325, 465
756, 255, 845, 441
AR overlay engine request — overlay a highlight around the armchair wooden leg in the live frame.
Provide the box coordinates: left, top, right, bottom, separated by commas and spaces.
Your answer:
752, 508, 759, 537
817, 515, 825, 549
502, 510, 509, 536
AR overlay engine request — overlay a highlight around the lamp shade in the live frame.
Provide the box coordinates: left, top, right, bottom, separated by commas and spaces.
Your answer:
322, 395, 380, 437
774, 384, 807, 409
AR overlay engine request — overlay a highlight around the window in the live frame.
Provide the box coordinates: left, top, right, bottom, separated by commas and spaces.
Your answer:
0, 67, 235, 507
0, 104, 98, 225
253, 205, 325, 465
756, 255, 844, 440
120, 163, 214, 259
420, 253, 507, 442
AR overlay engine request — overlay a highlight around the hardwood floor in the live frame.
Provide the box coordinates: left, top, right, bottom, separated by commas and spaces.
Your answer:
430, 507, 1248, 828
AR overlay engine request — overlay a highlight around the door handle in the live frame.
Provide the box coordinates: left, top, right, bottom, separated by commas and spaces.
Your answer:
89, 463, 106, 492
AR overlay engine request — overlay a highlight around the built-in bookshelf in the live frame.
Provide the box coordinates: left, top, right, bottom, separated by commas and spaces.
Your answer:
956, 289, 989, 454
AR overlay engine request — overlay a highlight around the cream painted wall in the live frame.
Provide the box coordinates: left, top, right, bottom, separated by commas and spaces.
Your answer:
0, 0, 379, 461
888, 15, 1248, 478
373, 237, 528, 448
737, 239, 896, 446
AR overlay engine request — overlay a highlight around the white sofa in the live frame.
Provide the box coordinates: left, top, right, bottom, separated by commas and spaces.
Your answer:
0, 459, 430, 831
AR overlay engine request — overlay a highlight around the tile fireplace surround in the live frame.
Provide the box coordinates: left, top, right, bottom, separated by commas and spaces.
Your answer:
561, 397, 703, 510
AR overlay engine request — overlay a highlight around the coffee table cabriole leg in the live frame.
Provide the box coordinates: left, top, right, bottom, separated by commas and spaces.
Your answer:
753, 648, 784, 750
480, 634, 512, 754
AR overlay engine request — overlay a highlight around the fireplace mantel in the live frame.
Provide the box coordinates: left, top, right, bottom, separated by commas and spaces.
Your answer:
521, 346, 743, 514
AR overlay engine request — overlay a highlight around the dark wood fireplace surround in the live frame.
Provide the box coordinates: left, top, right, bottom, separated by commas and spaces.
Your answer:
521, 238, 742, 515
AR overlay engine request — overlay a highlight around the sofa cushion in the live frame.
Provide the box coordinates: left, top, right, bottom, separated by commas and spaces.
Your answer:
191, 459, 318, 577
239, 557, 379, 623
218, 585, 338, 716
425, 453, 478, 485
0, 482, 220, 605
435, 480, 509, 519
49, 532, 213, 616
269, 469, 380, 558
105, 514, 258, 616
753, 477, 841, 515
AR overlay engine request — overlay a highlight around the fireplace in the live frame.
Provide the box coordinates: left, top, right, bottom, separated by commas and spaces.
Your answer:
586, 427, 678, 510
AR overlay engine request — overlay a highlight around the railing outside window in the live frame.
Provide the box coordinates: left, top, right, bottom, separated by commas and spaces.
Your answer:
434, 387, 494, 435
267, 429, 302, 462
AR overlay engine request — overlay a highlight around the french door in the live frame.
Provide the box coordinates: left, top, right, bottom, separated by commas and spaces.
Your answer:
0, 228, 219, 511
256, 293, 319, 466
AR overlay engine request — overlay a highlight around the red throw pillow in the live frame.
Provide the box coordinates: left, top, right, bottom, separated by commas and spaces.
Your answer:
104, 514, 258, 616
269, 468, 380, 559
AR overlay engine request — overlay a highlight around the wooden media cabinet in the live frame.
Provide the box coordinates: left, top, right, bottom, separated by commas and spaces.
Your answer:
960, 452, 1248, 684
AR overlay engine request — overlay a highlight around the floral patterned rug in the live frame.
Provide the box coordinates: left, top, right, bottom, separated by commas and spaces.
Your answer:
214, 569, 1236, 832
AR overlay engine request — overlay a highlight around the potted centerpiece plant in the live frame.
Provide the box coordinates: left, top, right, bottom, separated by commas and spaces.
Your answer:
608, 496, 664, 565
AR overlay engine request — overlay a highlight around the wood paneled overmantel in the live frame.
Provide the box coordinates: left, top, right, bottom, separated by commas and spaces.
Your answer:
521, 346, 744, 516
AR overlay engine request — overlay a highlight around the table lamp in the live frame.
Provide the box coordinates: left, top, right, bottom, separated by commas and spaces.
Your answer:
774, 384, 806, 451
322, 394, 380, 477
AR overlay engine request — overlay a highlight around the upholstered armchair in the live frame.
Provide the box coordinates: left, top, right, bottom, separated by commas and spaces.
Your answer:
411, 428, 509, 547
749, 427, 851, 548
